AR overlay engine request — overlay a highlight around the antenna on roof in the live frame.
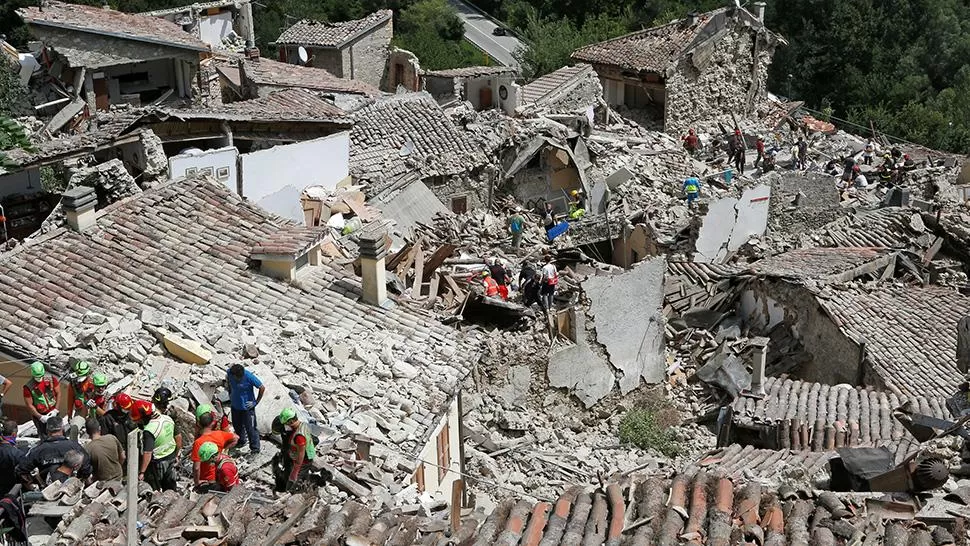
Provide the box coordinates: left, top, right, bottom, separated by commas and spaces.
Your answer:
297, 46, 309, 65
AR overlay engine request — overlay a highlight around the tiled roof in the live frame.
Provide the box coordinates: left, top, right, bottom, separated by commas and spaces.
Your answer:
746, 247, 893, 280
692, 443, 835, 482
236, 58, 381, 96
47, 468, 957, 546
250, 226, 329, 257
138, 0, 237, 17
4, 125, 140, 170
275, 10, 392, 48
423, 66, 517, 79
811, 207, 930, 249
571, 9, 728, 73
0, 177, 479, 457
162, 88, 352, 123
818, 286, 970, 400
519, 64, 593, 105
664, 261, 746, 316
350, 92, 486, 186
731, 377, 949, 451
18, 0, 208, 51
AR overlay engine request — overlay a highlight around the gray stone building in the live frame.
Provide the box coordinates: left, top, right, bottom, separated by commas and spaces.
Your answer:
571, 5, 784, 135
18, 1, 210, 111
139, 0, 256, 51
275, 10, 393, 89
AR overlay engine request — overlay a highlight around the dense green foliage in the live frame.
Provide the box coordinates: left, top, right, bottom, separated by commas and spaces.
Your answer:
618, 408, 682, 457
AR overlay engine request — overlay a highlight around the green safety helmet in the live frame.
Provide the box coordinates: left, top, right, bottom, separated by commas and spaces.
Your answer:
30, 362, 45, 379
73, 361, 91, 377
197, 441, 219, 462
195, 404, 213, 421
279, 407, 297, 424
92, 373, 108, 387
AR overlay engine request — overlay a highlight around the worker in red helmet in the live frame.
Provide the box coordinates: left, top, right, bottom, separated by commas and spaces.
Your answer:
132, 401, 181, 491
113, 393, 133, 413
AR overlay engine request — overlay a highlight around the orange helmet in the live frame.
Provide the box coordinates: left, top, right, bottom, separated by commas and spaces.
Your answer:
114, 393, 133, 412
129, 400, 154, 422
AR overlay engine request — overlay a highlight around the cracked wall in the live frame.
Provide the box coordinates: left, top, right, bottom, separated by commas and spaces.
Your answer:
694, 184, 770, 263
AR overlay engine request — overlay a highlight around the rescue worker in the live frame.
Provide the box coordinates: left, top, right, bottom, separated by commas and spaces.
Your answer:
682, 128, 699, 155
729, 129, 745, 175
754, 135, 766, 169
131, 401, 181, 491
542, 202, 556, 234
683, 176, 701, 208
226, 364, 264, 455
519, 261, 540, 308
539, 254, 558, 312
66, 361, 96, 423
197, 441, 240, 492
89, 373, 109, 418
276, 408, 316, 492
191, 412, 238, 489
567, 190, 586, 220
101, 392, 135, 442
0, 420, 26, 495
862, 139, 876, 165
23, 362, 59, 440
797, 137, 808, 170
16, 416, 91, 487
508, 208, 525, 252
480, 270, 500, 298
152, 387, 183, 452
879, 154, 895, 185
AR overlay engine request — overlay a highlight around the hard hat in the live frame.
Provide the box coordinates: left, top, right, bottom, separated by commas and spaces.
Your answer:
481, 270, 490, 277
279, 407, 297, 423
198, 441, 219, 462
92, 373, 108, 387
570, 190, 579, 197
852, 165, 860, 172
152, 387, 172, 405
734, 128, 741, 134
114, 393, 133, 411
73, 360, 91, 377
130, 400, 154, 422
195, 403, 214, 420
30, 362, 45, 379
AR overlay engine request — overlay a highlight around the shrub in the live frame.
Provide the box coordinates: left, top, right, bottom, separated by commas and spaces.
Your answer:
618, 408, 681, 457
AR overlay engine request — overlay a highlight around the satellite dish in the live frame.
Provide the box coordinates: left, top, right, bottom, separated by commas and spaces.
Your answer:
297, 46, 309, 64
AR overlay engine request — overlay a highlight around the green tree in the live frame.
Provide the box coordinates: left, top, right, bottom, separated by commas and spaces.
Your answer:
515, 11, 629, 78
393, 0, 480, 70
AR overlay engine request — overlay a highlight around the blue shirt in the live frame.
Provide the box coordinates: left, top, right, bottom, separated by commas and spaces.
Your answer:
683, 177, 701, 193
226, 369, 263, 410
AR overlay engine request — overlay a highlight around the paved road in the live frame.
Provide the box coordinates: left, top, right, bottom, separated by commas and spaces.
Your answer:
446, 0, 524, 67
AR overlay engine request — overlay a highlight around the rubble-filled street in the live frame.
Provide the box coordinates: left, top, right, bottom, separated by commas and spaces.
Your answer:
1, 1, 970, 545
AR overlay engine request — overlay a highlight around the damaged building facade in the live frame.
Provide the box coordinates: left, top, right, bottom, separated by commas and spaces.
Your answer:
571, 5, 782, 133
140, 0, 257, 52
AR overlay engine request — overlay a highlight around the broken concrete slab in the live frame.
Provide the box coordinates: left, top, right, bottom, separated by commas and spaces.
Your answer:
250, 363, 293, 435
496, 365, 531, 408
696, 349, 750, 400
694, 184, 770, 263
582, 256, 666, 393
162, 332, 212, 365
547, 312, 614, 408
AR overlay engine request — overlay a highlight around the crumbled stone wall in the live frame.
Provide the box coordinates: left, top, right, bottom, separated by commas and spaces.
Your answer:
545, 73, 603, 115
426, 166, 495, 212
383, 48, 421, 92
664, 25, 776, 136
346, 17, 393, 89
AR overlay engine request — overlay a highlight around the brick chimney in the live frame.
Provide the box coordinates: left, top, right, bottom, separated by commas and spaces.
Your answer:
687, 12, 699, 25
748, 336, 769, 396
752, 2, 766, 22
358, 226, 390, 308
62, 186, 97, 233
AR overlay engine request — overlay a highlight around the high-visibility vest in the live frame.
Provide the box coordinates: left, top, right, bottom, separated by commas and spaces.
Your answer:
145, 415, 177, 459
483, 277, 499, 296
287, 422, 316, 462
28, 377, 57, 414
214, 454, 240, 488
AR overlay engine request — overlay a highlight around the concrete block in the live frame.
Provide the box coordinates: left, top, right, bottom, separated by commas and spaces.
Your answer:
162, 332, 212, 365
250, 363, 292, 435
548, 342, 614, 408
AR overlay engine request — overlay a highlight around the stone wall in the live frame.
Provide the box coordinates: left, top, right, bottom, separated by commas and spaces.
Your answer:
426, 167, 493, 212
308, 48, 344, 77
664, 24, 776, 136
383, 48, 421, 92
345, 17, 393, 88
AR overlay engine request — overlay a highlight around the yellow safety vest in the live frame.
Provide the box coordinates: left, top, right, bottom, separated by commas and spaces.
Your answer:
145, 415, 177, 459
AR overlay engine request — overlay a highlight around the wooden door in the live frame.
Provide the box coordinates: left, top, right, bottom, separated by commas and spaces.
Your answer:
93, 76, 109, 111
478, 85, 492, 110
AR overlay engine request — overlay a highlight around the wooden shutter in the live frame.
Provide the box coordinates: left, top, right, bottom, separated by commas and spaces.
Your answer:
436, 422, 450, 481
414, 463, 425, 493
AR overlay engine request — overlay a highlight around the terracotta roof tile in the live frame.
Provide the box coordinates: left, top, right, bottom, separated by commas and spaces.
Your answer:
275, 10, 392, 48
519, 64, 593, 106
236, 57, 380, 96
818, 286, 970, 400
163, 88, 351, 123
18, 0, 208, 51
731, 377, 949, 450
746, 247, 893, 280
423, 66, 517, 79
350, 92, 486, 186
571, 9, 729, 73
812, 207, 930, 249
250, 226, 329, 257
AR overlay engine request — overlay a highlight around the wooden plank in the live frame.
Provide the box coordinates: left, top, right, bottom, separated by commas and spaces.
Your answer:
444, 274, 466, 300
422, 244, 458, 281
427, 272, 441, 308
412, 243, 425, 296
385, 243, 413, 271
395, 245, 417, 278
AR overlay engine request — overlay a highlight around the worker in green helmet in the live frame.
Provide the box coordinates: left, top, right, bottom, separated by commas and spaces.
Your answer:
194, 403, 231, 436
67, 361, 96, 422
197, 441, 240, 492
273, 407, 317, 492
23, 362, 59, 440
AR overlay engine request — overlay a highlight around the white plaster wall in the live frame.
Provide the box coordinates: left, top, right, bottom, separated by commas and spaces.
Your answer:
0, 169, 41, 199
240, 132, 350, 222
415, 395, 462, 499
740, 289, 785, 332
169, 146, 238, 192
199, 11, 233, 48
